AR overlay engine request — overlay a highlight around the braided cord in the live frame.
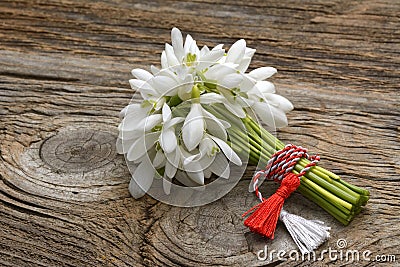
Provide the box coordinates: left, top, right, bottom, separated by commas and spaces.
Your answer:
252, 144, 320, 202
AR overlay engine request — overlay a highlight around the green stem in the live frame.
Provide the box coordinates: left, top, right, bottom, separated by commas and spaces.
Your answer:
339, 179, 370, 196
300, 176, 353, 213
297, 184, 351, 225
206, 104, 369, 225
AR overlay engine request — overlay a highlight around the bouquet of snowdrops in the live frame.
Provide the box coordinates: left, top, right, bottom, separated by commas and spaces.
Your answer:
117, 28, 369, 226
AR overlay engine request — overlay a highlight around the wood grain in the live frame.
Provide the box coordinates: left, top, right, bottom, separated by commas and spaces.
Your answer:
1, 0, 399, 266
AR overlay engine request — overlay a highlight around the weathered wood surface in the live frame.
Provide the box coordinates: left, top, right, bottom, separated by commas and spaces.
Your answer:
1, 0, 399, 266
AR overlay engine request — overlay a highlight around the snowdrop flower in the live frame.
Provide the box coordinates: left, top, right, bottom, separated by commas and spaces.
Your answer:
181, 134, 242, 185
182, 86, 231, 152
221, 38, 256, 73
161, 27, 225, 72
201, 63, 250, 118
244, 67, 294, 127
119, 103, 184, 198
182, 102, 205, 151
202, 47, 280, 122
151, 104, 185, 182
117, 103, 154, 143
182, 102, 232, 149
118, 27, 294, 200
130, 67, 195, 108
201, 64, 293, 127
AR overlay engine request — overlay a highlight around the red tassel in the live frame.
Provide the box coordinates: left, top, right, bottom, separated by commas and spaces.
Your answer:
242, 173, 300, 239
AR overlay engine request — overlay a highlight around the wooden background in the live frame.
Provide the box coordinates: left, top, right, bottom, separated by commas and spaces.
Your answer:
1, 0, 399, 266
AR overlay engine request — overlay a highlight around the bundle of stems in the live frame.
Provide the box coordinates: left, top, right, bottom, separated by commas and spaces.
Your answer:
207, 104, 370, 225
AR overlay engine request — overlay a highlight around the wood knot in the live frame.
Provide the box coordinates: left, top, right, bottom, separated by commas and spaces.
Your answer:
40, 129, 116, 173
14, 125, 131, 201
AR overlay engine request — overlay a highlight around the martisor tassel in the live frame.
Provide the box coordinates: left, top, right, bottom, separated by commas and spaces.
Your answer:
243, 144, 330, 253
280, 209, 330, 254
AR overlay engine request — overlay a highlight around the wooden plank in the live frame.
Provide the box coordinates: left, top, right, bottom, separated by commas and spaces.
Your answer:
0, 0, 399, 266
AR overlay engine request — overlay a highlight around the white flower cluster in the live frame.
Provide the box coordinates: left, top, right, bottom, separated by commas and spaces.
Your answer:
118, 28, 293, 198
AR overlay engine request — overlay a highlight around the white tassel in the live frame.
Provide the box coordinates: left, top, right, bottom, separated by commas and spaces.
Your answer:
279, 209, 330, 254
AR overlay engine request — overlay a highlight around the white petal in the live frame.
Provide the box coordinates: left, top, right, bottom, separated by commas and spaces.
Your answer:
150, 65, 160, 75
157, 67, 180, 81
118, 128, 141, 141
160, 128, 177, 154
203, 110, 228, 141
171, 27, 184, 61
165, 149, 180, 178
163, 175, 172, 195
175, 74, 193, 100
236, 95, 254, 107
153, 150, 166, 168
218, 56, 226, 64
183, 157, 203, 173
212, 44, 224, 51
202, 106, 228, 126
162, 103, 172, 122
161, 51, 168, 69
208, 152, 230, 179
151, 76, 179, 96
178, 88, 192, 101
198, 153, 216, 170
247, 89, 263, 101
131, 68, 153, 81
240, 74, 256, 92
165, 43, 180, 67
205, 63, 237, 80
210, 136, 242, 165
200, 93, 225, 104
226, 39, 246, 64
219, 73, 243, 89
154, 97, 166, 111
119, 103, 141, 119
237, 57, 251, 73
132, 146, 156, 165
189, 39, 200, 57
129, 157, 155, 198
200, 45, 210, 57
175, 171, 199, 187
119, 106, 151, 132
184, 149, 215, 172
117, 137, 136, 154
199, 137, 215, 156
205, 121, 228, 141
270, 105, 289, 128
164, 117, 184, 129
182, 103, 204, 151
182, 74, 194, 92
254, 100, 289, 128
165, 161, 177, 179
186, 170, 204, 185
248, 67, 277, 81
203, 111, 230, 128
127, 132, 159, 161
128, 79, 146, 90
138, 114, 162, 132
264, 93, 294, 112
244, 47, 256, 58
223, 100, 246, 118
198, 49, 225, 70
256, 81, 276, 94
253, 102, 276, 127
204, 168, 212, 179
126, 138, 146, 162
129, 79, 156, 97
184, 153, 200, 165
184, 34, 194, 55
